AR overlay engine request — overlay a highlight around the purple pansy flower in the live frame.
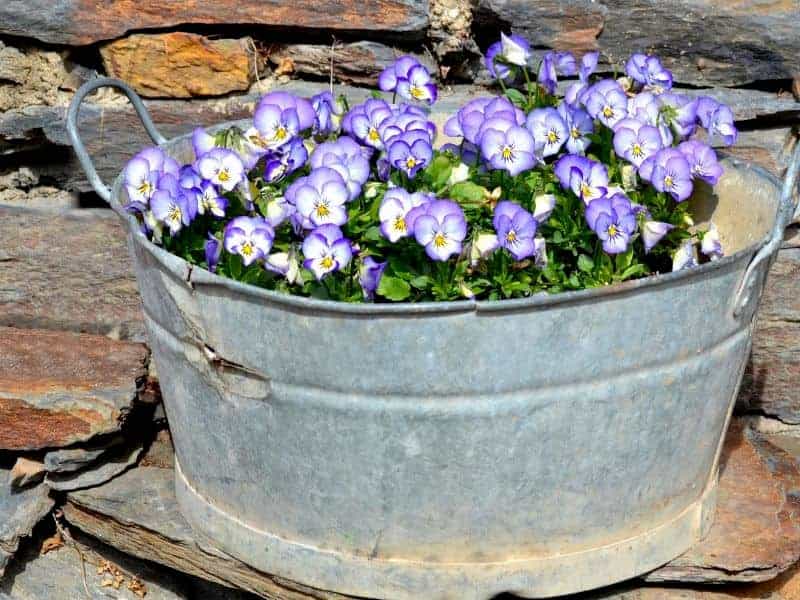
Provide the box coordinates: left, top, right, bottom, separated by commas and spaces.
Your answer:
197, 181, 228, 218
123, 147, 179, 205
627, 91, 673, 147
223, 216, 275, 267
673, 240, 699, 271
493, 200, 539, 261
197, 148, 244, 192
499, 32, 531, 67
554, 154, 609, 203
659, 93, 698, 140
443, 97, 524, 146
378, 56, 437, 104
311, 91, 344, 136
302, 224, 353, 280
558, 103, 593, 155
538, 51, 576, 95
585, 193, 638, 254
204, 234, 222, 273
626, 54, 673, 92
310, 136, 370, 200
379, 187, 432, 242
640, 148, 693, 202
264, 137, 309, 184
285, 167, 349, 229
695, 97, 738, 146
642, 220, 674, 253
701, 223, 723, 259
480, 120, 537, 176
678, 140, 724, 185
485, 41, 513, 81
150, 173, 194, 235
412, 199, 468, 261
379, 111, 435, 148
253, 91, 315, 150
613, 118, 663, 168
564, 51, 600, 106
387, 130, 433, 178
344, 98, 394, 150
526, 107, 568, 158
359, 256, 388, 300
583, 79, 628, 128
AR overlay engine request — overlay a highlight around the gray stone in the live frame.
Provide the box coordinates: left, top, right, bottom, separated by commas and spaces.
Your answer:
7, 458, 45, 489
0, 468, 53, 575
43, 436, 124, 474
45, 443, 144, 492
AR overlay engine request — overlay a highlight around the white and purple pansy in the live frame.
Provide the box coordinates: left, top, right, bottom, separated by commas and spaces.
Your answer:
554, 154, 608, 203
583, 79, 628, 128
197, 148, 245, 192
612, 118, 663, 168
405, 199, 467, 262
678, 141, 723, 185
526, 107, 569, 158
479, 119, 538, 177
639, 148, 693, 202
379, 187, 432, 242
302, 224, 353, 280
310, 136, 371, 200
285, 166, 350, 229
387, 130, 433, 178
358, 256, 388, 300
585, 193, 638, 254
493, 200, 539, 261
223, 216, 275, 266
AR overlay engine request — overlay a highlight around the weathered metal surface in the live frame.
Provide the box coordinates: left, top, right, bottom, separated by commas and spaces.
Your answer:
0, 327, 148, 450
645, 422, 800, 583
0, 468, 53, 576
67, 78, 800, 600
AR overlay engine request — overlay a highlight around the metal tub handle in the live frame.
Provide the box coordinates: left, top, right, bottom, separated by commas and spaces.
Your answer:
732, 136, 800, 318
66, 77, 167, 209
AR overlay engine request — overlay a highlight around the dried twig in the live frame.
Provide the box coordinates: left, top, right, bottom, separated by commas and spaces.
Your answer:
53, 510, 91, 600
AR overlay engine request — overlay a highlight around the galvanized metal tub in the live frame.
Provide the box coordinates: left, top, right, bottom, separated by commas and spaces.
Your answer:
68, 79, 800, 600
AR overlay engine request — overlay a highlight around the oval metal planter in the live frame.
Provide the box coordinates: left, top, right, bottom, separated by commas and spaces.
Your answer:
68, 79, 800, 600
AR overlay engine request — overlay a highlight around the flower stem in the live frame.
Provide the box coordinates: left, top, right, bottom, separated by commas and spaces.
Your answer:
521, 67, 534, 109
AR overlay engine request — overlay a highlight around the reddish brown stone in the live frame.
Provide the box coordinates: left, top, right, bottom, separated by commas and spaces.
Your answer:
100, 33, 256, 99
0, 1, 429, 46
0, 327, 148, 450
0, 207, 145, 339
646, 422, 800, 583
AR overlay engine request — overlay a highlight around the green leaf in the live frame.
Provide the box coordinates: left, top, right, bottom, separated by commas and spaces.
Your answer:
377, 275, 411, 301
409, 275, 432, 289
426, 155, 453, 190
504, 88, 527, 108
450, 181, 487, 204
577, 254, 594, 273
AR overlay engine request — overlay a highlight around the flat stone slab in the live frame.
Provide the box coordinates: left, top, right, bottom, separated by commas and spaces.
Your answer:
645, 422, 800, 584
62, 420, 800, 598
0, 209, 145, 340
0, 529, 254, 600
0, 326, 148, 450
45, 442, 144, 492
0, 469, 53, 576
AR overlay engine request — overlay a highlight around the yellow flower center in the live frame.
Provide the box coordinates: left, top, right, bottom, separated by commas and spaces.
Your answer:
137, 181, 152, 196
664, 175, 673, 188
501, 145, 514, 160
581, 183, 592, 198
406, 157, 417, 169
632, 143, 643, 158
249, 133, 268, 148
433, 232, 447, 248
602, 106, 614, 118
275, 126, 287, 141
240, 241, 254, 257
316, 202, 330, 218
506, 230, 517, 243
167, 205, 182, 223
393, 216, 406, 232
320, 255, 334, 269
218, 169, 230, 182
607, 224, 618, 237
571, 127, 581, 139
547, 130, 559, 143
410, 85, 425, 99
368, 127, 381, 142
